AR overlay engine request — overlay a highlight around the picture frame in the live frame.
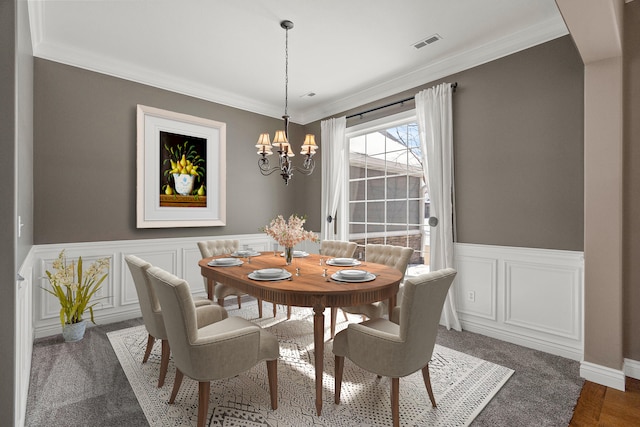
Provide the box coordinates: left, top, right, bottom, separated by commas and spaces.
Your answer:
136, 105, 226, 228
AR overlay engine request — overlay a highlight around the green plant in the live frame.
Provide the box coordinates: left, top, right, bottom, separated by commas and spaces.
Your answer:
43, 250, 110, 327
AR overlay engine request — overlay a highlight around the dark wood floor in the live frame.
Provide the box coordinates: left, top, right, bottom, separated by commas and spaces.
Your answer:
569, 378, 640, 426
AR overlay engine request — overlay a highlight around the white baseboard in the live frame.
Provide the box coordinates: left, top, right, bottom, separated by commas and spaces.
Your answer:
624, 358, 640, 381
580, 361, 625, 391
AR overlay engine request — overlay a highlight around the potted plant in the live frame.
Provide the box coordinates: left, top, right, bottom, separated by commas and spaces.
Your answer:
43, 250, 110, 342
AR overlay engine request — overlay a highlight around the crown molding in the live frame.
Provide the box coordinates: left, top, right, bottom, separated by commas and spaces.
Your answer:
297, 14, 568, 124
30, 8, 567, 125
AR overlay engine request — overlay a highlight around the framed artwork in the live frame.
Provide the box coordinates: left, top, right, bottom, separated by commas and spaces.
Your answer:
136, 105, 226, 228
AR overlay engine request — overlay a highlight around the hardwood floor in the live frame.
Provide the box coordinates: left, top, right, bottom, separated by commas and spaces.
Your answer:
570, 378, 640, 426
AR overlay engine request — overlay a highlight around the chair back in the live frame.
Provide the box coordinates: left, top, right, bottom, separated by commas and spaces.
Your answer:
365, 244, 414, 280
197, 240, 239, 289
124, 255, 166, 339
146, 266, 200, 368
321, 240, 357, 258
399, 268, 457, 372
197, 239, 239, 258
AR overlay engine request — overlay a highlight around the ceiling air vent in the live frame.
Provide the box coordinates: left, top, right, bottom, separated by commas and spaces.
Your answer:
413, 34, 442, 49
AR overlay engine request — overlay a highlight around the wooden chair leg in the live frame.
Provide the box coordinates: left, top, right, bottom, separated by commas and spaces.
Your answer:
198, 381, 210, 427
237, 295, 242, 308
334, 355, 344, 404
169, 369, 184, 404
421, 364, 437, 407
266, 359, 278, 410
142, 334, 155, 363
158, 339, 170, 388
330, 307, 337, 339
391, 377, 400, 427
342, 309, 349, 321
273, 302, 277, 317
257, 298, 263, 318
287, 305, 291, 319
217, 297, 224, 307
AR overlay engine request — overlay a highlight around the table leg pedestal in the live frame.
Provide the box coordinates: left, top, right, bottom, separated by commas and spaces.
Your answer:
313, 303, 325, 416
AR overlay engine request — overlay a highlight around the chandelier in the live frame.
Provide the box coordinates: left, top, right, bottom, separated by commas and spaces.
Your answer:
256, 20, 318, 185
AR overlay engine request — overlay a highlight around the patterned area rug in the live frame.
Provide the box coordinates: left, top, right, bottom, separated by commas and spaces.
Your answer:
108, 302, 513, 426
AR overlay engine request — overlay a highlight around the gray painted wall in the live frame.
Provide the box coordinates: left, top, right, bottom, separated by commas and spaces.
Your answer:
323, 36, 584, 252
34, 59, 319, 243
1, 0, 17, 421
624, 1, 640, 361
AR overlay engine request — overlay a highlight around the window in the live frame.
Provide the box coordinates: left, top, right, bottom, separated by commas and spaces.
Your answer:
346, 112, 428, 265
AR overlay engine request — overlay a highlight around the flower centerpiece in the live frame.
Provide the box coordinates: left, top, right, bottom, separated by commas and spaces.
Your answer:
43, 250, 110, 342
263, 214, 319, 265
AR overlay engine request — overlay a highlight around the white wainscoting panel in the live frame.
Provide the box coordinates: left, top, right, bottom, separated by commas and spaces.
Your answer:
454, 243, 584, 361
32, 233, 282, 338
15, 250, 34, 427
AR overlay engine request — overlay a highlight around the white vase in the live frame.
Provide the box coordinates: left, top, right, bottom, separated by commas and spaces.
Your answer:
173, 173, 195, 195
62, 320, 87, 342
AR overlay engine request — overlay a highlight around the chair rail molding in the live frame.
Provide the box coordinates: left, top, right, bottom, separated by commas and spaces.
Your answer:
453, 243, 584, 361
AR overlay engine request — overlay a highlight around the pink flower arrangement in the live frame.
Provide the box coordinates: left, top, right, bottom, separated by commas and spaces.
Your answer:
264, 214, 319, 248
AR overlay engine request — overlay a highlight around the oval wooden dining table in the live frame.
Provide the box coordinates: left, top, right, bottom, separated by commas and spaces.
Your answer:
199, 252, 403, 416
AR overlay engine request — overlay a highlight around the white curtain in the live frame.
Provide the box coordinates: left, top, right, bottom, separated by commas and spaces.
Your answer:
415, 83, 462, 331
321, 116, 347, 241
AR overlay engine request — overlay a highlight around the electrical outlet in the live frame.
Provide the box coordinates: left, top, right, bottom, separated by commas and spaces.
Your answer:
467, 291, 475, 302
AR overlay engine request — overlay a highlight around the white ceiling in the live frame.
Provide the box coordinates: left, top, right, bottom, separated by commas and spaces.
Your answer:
27, 0, 568, 124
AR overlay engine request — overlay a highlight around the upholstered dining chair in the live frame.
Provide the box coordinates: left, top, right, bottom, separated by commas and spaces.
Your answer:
124, 254, 222, 387
198, 240, 276, 318
333, 268, 457, 427
320, 239, 357, 258
146, 266, 279, 427
331, 243, 414, 338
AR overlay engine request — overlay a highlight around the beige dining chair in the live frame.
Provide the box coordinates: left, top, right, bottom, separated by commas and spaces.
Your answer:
146, 266, 279, 427
124, 254, 223, 387
333, 268, 457, 427
320, 239, 357, 258
198, 239, 277, 318
332, 243, 414, 338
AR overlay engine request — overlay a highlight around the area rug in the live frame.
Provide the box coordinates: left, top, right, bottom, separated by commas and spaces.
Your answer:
108, 302, 513, 426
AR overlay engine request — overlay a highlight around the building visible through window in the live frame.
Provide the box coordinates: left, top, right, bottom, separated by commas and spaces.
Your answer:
348, 120, 429, 267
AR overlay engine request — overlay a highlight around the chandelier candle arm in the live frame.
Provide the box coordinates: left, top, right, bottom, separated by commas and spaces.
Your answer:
254, 19, 318, 185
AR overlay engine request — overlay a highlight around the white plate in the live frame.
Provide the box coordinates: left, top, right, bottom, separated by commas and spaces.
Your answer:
338, 269, 368, 279
248, 270, 292, 281
327, 258, 361, 266
231, 251, 261, 257
253, 268, 285, 278
208, 258, 243, 267
280, 251, 309, 258
331, 272, 376, 283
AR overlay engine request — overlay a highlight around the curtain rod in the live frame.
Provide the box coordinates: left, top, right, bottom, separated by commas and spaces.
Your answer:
346, 82, 458, 120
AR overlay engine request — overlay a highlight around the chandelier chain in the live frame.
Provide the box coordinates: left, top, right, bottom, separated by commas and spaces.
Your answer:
284, 25, 289, 117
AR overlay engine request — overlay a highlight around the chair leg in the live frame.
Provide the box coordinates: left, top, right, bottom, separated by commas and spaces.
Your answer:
198, 381, 211, 427
217, 297, 224, 307
237, 295, 242, 308
391, 377, 400, 427
334, 355, 344, 404
421, 364, 437, 407
169, 369, 184, 404
273, 302, 277, 317
330, 307, 337, 339
158, 339, 170, 388
142, 334, 155, 363
286, 305, 291, 319
266, 359, 278, 410
342, 309, 349, 321
257, 298, 263, 318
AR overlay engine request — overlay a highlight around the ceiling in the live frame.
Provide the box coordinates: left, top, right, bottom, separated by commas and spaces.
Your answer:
27, 0, 568, 124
